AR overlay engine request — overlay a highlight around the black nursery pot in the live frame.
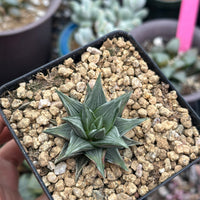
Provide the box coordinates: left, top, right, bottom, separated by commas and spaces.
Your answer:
0, 31, 200, 200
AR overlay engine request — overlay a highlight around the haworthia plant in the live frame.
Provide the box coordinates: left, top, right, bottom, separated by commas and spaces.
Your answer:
44, 74, 146, 180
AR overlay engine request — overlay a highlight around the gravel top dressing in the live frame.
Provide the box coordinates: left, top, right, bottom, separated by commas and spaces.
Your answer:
0, 36, 200, 200
0, 0, 51, 32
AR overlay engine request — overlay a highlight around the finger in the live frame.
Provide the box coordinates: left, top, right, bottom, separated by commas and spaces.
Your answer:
0, 186, 23, 200
0, 115, 6, 133
0, 115, 13, 145
0, 139, 24, 167
36, 194, 49, 200
0, 126, 13, 145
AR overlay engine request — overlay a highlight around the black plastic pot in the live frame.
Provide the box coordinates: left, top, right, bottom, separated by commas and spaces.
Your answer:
0, 0, 61, 86
130, 19, 200, 116
145, 0, 181, 20
0, 31, 200, 200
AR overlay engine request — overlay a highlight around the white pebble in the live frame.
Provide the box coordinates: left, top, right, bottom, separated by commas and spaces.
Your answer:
54, 162, 67, 175
38, 99, 51, 109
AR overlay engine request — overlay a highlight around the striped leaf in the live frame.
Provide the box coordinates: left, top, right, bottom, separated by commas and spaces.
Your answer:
56, 90, 82, 116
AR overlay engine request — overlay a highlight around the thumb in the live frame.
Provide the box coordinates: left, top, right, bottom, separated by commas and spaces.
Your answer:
0, 186, 23, 200
36, 194, 49, 200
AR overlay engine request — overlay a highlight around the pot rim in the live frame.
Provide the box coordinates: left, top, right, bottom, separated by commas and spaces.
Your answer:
0, 0, 61, 36
131, 19, 200, 39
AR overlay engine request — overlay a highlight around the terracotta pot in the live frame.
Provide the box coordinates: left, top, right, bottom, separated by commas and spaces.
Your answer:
0, 0, 61, 85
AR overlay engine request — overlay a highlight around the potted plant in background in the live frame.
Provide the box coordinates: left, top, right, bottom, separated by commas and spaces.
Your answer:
18, 160, 43, 200
0, 0, 61, 85
58, 0, 148, 55
130, 19, 200, 115
0, 31, 200, 200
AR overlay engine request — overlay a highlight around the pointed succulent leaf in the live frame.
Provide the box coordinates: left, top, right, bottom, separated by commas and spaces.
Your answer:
94, 99, 120, 132
56, 90, 82, 116
172, 71, 187, 83
85, 148, 105, 177
172, 58, 185, 70
113, 92, 132, 117
161, 65, 175, 79
89, 121, 97, 131
105, 148, 128, 170
55, 131, 94, 163
94, 116, 103, 129
153, 52, 169, 67
166, 38, 179, 55
55, 143, 69, 164
88, 128, 106, 140
63, 116, 87, 139
43, 124, 72, 140
75, 155, 89, 182
115, 117, 147, 136
151, 45, 165, 53
81, 104, 95, 133
91, 126, 128, 148
84, 83, 92, 102
85, 74, 107, 110
123, 136, 142, 146
182, 48, 198, 67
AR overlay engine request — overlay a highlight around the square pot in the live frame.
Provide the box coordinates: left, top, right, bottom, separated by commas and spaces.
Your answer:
0, 31, 200, 200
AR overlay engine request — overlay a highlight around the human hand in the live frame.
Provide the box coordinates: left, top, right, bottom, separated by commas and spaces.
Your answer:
0, 115, 48, 200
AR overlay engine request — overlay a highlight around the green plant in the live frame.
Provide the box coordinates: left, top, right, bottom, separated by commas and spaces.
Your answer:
69, 0, 148, 46
44, 74, 146, 180
19, 173, 43, 200
18, 161, 43, 200
0, 0, 26, 17
146, 37, 200, 93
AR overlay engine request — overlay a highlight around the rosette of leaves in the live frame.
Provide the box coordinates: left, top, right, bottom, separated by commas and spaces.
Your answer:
146, 37, 200, 92
44, 74, 146, 180
69, 0, 148, 46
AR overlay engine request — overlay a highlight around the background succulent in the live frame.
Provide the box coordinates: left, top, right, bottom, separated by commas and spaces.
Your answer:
44, 74, 146, 180
0, 0, 26, 17
144, 37, 200, 93
69, 0, 148, 46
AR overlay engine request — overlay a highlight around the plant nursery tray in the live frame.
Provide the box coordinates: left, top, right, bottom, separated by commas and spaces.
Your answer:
0, 30, 200, 200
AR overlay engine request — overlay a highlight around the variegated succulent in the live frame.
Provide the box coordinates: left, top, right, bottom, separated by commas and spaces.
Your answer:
44, 74, 146, 180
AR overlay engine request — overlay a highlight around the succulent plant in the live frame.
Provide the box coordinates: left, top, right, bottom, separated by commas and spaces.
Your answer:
44, 74, 146, 180
69, 0, 148, 46
0, 0, 26, 17
145, 37, 200, 93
